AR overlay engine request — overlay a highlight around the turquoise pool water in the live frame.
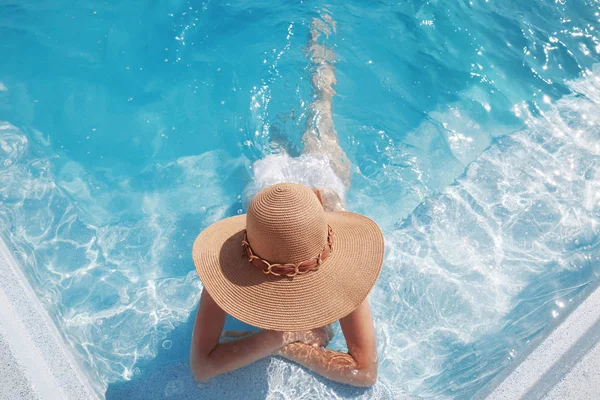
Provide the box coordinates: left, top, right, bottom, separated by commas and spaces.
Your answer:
1, 1, 600, 398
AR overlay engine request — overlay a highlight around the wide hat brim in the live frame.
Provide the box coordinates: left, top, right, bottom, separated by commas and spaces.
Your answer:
192, 211, 384, 331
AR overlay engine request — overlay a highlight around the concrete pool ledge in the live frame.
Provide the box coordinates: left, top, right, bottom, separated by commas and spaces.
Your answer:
480, 283, 600, 400
0, 236, 99, 400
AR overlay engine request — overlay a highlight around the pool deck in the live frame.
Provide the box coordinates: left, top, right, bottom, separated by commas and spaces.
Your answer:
481, 283, 600, 400
0, 236, 99, 400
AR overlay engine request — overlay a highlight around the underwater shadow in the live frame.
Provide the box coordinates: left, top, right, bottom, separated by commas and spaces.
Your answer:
105, 303, 271, 400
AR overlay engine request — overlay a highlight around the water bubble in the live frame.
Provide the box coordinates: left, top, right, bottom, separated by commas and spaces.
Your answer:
164, 380, 185, 397
96, 319, 103, 325
184, 271, 197, 284
162, 340, 173, 349
119, 288, 130, 304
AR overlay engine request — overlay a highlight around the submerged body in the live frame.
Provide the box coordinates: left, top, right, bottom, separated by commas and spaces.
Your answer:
190, 15, 379, 387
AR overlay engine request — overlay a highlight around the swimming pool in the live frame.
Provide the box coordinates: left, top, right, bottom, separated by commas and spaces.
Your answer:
1, 0, 599, 398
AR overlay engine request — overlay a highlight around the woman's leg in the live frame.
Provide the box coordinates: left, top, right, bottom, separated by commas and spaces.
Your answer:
302, 15, 349, 211
302, 15, 350, 188
247, 15, 348, 211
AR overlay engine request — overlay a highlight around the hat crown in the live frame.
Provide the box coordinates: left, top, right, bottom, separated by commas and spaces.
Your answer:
246, 183, 327, 264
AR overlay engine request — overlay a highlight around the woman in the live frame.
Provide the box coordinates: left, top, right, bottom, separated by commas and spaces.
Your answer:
189, 15, 384, 388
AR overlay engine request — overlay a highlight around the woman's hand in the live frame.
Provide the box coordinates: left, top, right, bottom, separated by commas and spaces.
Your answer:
271, 301, 378, 387
293, 325, 334, 347
279, 325, 334, 352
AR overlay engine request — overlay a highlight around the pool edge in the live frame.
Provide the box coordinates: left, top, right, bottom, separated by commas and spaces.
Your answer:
0, 235, 101, 400
480, 282, 600, 400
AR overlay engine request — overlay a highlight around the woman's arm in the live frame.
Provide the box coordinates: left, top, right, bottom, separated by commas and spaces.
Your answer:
275, 299, 378, 387
190, 289, 331, 382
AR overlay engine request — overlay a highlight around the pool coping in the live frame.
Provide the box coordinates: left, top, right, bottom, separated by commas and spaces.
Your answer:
479, 282, 600, 400
0, 235, 100, 400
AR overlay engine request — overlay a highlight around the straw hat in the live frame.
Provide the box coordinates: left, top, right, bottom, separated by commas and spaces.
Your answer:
192, 183, 384, 331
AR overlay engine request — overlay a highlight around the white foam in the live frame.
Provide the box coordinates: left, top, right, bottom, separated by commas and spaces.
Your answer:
244, 153, 346, 205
